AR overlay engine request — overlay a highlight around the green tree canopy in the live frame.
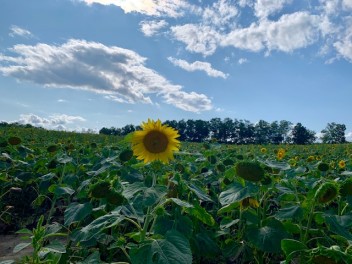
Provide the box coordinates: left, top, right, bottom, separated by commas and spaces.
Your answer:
289, 123, 316, 145
320, 122, 346, 143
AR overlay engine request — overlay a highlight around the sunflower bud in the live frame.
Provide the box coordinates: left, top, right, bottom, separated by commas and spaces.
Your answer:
235, 161, 265, 182
47, 145, 58, 153
119, 149, 133, 162
8, 136, 22, 146
90, 181, 111, 199
317, 162, 329, 172
315, 182, 339, 204
106, 190, 125, 205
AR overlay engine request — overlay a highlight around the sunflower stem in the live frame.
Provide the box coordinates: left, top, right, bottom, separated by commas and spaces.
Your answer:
141, 207, 152, 242
303, 200, 316, 243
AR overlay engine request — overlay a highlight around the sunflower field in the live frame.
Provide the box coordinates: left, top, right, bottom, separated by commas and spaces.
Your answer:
0, 123, 352, 264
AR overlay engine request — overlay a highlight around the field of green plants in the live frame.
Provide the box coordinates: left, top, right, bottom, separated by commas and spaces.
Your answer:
1, 126, 352, 264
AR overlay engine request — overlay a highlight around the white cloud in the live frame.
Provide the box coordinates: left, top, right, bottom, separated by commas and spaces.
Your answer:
140, 20, 168, 37
168, 57, 228, 78
82, 0, 189, 17
15, 113, 86, 130
333, 18, 352, 61
170, 24, 221, 56
9, 25, 33, 38
202, 0, 238, 28
163, 90, 212, 112
334, 36, 352, 61
0, 39, 212, 112
319, 0, 340, 16
57, 99, 68, 103
254, 0, 292, 19
222, 12, 322, 53
346, 131, 352, 142
342, 0, 352, 10
238, 58, 248, 64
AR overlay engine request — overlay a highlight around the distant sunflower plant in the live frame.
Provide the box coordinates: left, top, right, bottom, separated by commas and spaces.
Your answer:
131, 119, 180, 164
338, 160, 346, 169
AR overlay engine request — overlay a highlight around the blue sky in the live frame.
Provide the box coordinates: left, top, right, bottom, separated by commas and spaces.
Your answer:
0, 0, 351, 140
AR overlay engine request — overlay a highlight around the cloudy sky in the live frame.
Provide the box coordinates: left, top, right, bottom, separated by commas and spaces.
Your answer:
0, 0, 351, 139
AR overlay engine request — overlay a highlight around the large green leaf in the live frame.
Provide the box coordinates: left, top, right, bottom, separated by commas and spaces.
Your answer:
79, 251, 101, 264
169, 198, 193, 208
188, 183, 213, 202
275, 205, 303, 221
13, 242, 31, 253
42, 240, 66, 253
143, 186, 168, 207
49, 184, 75, 196
122, 182, 146, 199
186, 203, 215, 226
246, 219, 290, 253
130, 230, 192, 264
219, 182, 259, 206
192, 231, 220, 259
324, 214, 352, 240
0, 261, 15, 264
260, 159, 290, 170
281, 239, 307, 256
71, 212, 124, 242
64, 202, 93, 226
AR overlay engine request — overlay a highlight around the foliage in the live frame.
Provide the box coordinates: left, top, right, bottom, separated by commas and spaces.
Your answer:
0, 125, 352, 264
289, 122, 316, 144
321, 122, 347, 144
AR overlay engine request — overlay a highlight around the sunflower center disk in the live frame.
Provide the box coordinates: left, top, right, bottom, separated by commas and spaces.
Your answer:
143, 131, 169, 154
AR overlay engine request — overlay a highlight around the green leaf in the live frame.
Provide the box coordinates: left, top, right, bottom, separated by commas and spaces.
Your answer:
186, 203, 215, 226
57, 155, 73, 164
169, 198, 194, 208
122, 182, 146, 199
281, 239, 307, 257
153, 230, 192, 264
275, 205, 303, 221
246, 219, 290, 253
64, 202, 93, 226
130, 230, 192, 264
71, 212, 124, 242
143, 186, 167, 207
261, 159, 290, 170
0, 261, 15, 264
341, 171, 352, 176
188, 184, 213, 202
130, 243, 153, 264
49, 185, 75, 196
324, 214, 352, 240
217, 202, 239, 215
42, 240, 66, 253
220, 217, 240, 230
16, 228, 32, 235
13, 242, 31, 253
224, 167, 236, 180
192, 231, 220, 259
219, 182, 259, 206
80, 251, 101, 264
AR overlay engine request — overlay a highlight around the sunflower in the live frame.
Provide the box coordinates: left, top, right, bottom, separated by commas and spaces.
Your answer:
131, 119, 180, 164
338, 160, 346, 169
240, 197, 259, 210
277, 148, 285, 160
260, 147, 267, 154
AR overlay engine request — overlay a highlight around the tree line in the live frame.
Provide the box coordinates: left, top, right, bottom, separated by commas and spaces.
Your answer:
99, 118, 348, 145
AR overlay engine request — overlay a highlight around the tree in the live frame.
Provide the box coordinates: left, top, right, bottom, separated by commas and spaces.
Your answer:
254, 120, 271, 144
320, 122, 346, 143
290, 123, 316, 144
